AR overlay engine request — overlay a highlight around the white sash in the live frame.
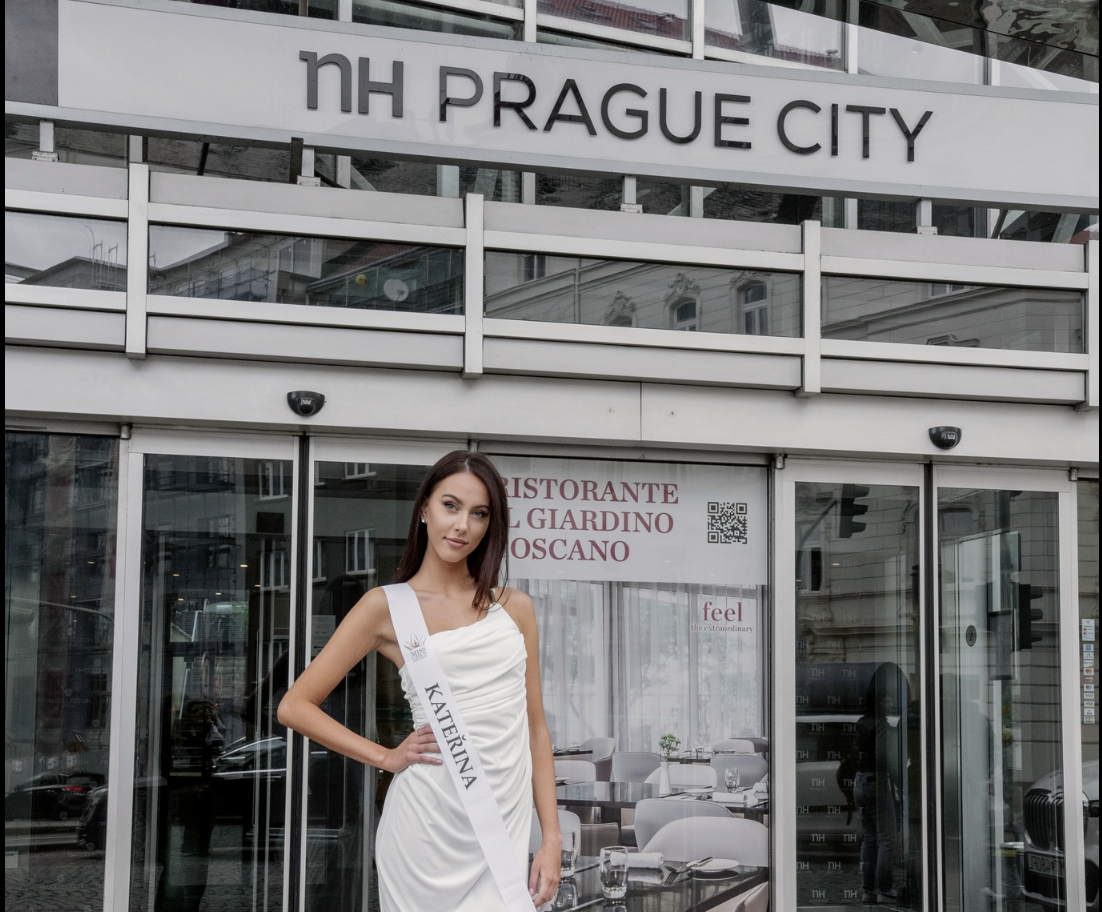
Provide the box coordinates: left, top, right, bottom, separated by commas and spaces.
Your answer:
384, 583, 537, 912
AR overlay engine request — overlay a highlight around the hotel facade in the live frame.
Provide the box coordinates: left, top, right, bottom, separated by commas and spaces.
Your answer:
4, 0, 1099, 910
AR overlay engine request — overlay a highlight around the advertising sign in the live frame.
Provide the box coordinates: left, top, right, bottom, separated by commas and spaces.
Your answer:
9, 0, 1093, 208
495, 456, 766, 585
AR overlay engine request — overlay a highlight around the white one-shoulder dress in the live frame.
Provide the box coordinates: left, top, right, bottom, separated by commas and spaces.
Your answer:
376, 603, 533, 912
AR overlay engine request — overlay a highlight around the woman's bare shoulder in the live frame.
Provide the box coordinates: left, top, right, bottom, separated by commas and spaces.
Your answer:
497, 587, 535, 628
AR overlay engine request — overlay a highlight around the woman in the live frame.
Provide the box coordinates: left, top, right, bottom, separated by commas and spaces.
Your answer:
278, 450, 560, 911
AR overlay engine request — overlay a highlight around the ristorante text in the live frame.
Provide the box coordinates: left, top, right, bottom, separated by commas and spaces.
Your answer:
300, 53, 934, 162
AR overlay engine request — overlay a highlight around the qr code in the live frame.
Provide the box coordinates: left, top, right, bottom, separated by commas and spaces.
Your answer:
707, 502, 748, 544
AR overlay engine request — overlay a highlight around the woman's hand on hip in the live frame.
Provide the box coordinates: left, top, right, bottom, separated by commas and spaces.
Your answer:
380, 725, 441, 773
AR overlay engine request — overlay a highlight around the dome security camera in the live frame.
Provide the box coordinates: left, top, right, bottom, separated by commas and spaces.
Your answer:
929, 426, 962, 449
287, 391, 325, 417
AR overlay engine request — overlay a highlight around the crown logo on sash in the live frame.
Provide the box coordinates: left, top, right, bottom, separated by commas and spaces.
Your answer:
405, 634, 428, 662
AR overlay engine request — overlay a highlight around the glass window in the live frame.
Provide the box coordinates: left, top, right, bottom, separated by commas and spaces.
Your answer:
148, 226, 464, 314
5, 123, 128, 167
130, 454, 294, 912
857, 199, 915, 234
939, 487, 1065, 912
142, 136, 292, 183
707, 0, 844, 70
486, 253, 801, 336
539, 0, 690, 42
822, 276, 1084, 352
353, 0, 521, 38
1080, 480, 1099, 766
6, 211, 128, 290
855, 3, 984, 84
794, 482, 923, 909
5, 433, 119, 912
996, 211, 1098, 245
703, 187, 830, 225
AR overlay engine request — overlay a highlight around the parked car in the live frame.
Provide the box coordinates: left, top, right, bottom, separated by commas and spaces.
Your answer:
1021, 759, 1099, 912
4, 771, 106, 822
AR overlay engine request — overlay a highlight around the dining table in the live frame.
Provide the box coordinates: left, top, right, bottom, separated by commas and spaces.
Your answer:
556, 781, 770, 826
544, 854, 767, 912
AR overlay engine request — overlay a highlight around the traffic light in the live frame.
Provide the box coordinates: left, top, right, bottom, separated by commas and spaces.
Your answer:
1016, 582, 1043, 650
838, 484, 870, 538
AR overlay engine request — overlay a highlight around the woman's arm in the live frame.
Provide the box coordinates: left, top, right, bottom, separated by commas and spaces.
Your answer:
277, 588, 440, 773
505, 589, 561, 907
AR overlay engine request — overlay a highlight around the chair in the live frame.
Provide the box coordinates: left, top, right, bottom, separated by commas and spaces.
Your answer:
711, 754, 769, 788
529, 808, 580, 855
735, 882, 770, 912
641, 816, 770, 867
580, 737, 617, 781
644, 763, 717, 790
610, 751, 662, 783
712, 738, 756, 754
554, 759, 597, 781
632, 797, 733, 851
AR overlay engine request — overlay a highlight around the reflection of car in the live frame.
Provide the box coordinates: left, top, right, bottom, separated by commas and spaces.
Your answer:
1021, 759, 1099, 912
78, 776, 164, 851
4, 771, 106, 821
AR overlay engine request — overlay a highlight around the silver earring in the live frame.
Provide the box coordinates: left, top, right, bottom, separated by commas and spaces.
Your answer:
421, 516, 426, 523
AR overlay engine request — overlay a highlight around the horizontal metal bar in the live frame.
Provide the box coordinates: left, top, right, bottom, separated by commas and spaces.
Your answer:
5, 188, 129, 219
483, 230, 804, 271
821, 338, 1090, 369
146, 295, 465, 333
535, 13, 691, 54
5, 284, 127, 311
822, 256, 1089, 289
146, 203, 467, 246
484, 317, 806, 355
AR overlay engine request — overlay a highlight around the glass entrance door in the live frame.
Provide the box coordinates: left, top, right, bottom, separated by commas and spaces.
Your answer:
780, 463, 927, 911
936, 468, 1080, 912
124, 433, 297, 912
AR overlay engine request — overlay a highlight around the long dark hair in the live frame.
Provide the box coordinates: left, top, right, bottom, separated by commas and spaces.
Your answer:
393, 450, 510, 611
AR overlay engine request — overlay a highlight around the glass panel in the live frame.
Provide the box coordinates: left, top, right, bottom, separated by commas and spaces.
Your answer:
5, 123, 128, 167
990, 33, 1098, 85
540, 0, 690, 42
6, 212, 128, 290
534, 173, 687, 213
167, 0, 336, 17
303, 461, 427, 912
348, 158, 522, 201
855, 5, 984, 84
939, 488, 1064, 912
148, 227, 464, 314
794, 482, 922, 909
1077, 481, 1100, 910
998, 62, 1099, 93
353, 1, 522, 38
996, 212, 1098, 245
5, 433, 119, 912
486, 253, 801, 336
857, 199, 915, 234
143, 137, 291, 183
707, 0, 845, 70
932, 205, 983, 239
822, 276, 1084, 352
703, 188, 836, 225
130, 454, 293, 912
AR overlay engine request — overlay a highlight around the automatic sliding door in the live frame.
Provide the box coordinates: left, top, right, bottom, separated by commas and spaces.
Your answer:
128, 440, 295, 912
786, 466, 925, 911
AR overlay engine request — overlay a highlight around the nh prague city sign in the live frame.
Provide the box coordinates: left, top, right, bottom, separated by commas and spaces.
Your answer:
12, 0, 1099, 210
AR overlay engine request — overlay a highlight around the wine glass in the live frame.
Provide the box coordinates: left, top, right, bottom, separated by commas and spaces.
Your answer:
724, 767, 741, 791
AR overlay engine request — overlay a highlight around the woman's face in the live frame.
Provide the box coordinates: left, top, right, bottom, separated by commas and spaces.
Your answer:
420, 471, 492, 567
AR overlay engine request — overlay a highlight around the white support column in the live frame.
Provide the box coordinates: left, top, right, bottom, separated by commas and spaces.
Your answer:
798, 219, 821, 396
1082, 238, 1099, 410
127, 135, 146, 164
438, 165, 460, 198
691, 0, 705, 60
771, 468, 797, 912
846, 0, 860, 75
101, 440, 141, 912
521, 172, 537, 205
125, 163, 150, 360
296, 147, 321, 186
916, 198, 937, 235
689, 186, 705, 218
338, 0, 352, 20
32, 120, 58, 162
621, 176, 642, 213
463, 193, 485, 378
523, 0, 537, 42
843, 197, 858, 230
